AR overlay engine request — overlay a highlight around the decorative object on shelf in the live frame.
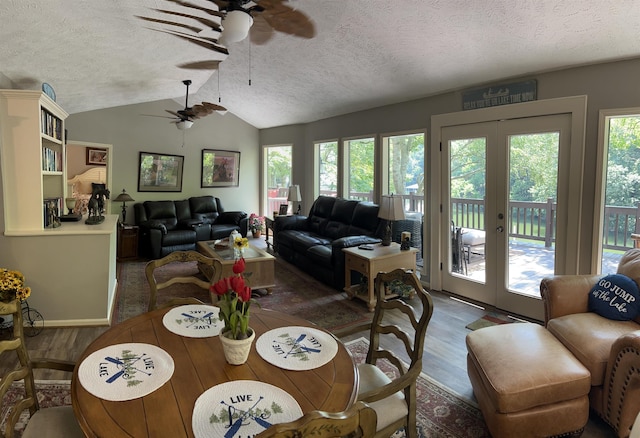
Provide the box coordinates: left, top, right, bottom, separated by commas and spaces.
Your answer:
0, 268, 31, 303
278, 204, 288, 215
138, 151, 184, 192
41, 82, 56, 101
60, 197, 82, 222
210, 258, 260, 364
248, 213, 264, 238
113, 189, 135, 224
44, 198, 61, 228
401, 231, 412, 251
288, 185, 302, 214
86, 187, 110, 225
201, 149, 241, 188
378, 194, 406, 246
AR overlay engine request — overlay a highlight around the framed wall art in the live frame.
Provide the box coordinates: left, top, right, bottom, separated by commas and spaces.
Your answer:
86, 147, 107, 165
138, 151, 184, 192
201, 149, 240, 188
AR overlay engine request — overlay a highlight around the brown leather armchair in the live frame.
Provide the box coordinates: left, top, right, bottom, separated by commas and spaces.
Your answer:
540, 249, 640, 438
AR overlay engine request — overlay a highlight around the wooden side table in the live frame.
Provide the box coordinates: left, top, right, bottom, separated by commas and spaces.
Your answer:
265, 216, 275, 249
117, 224, 139, 261
343, 242, 418, 311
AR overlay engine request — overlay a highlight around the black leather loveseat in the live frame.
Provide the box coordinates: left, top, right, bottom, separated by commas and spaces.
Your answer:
273, 196, 384, 290
134, 196, 248, 259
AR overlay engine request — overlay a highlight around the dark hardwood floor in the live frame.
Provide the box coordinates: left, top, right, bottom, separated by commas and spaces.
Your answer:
0, 252, 617, 437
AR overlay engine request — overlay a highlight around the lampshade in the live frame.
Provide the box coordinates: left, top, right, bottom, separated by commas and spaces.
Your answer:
287, 185, 302, 202
113, 190, 134, 203
378, 194, 405, 221
176, 120, 193, 130
219, 10, 253, 45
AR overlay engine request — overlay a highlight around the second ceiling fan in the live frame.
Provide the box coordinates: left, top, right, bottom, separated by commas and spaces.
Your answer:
159, 79, 226, 129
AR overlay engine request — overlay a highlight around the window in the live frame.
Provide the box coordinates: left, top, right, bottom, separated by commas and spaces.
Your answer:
345, 137, 375, 201
264, 145, 292, 216
383, 132, 425, 213
316, 141, 338, 197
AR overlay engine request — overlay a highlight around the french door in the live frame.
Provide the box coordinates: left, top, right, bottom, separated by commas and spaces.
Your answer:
440, 114, 571, 320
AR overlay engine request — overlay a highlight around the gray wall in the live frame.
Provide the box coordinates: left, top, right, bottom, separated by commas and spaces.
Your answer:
260, 57, 640, 273
65, 99, 260, 218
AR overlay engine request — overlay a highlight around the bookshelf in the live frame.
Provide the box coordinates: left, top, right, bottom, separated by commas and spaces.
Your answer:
0, 89, 68, 232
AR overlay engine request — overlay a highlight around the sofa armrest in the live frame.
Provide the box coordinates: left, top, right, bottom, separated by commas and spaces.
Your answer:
140, 220, 167, 235
331, 235, 382, 249
539, 275, 601, 325
179, 218, 204, 230
604, 330, 640, 436
216, 211, 247, 225
274, 215, 309, 233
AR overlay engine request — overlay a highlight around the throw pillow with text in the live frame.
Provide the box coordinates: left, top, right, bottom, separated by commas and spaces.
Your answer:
588, 274, 640, 321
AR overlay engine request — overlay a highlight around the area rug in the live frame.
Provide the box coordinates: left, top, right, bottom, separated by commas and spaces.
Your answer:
1, 339, 490, 438
465, 312, 513, 331
115, 258, 372, 331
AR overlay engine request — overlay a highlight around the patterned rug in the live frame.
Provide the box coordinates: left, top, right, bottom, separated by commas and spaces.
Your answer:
1, 339, 490, 438
115, 258, 372, 330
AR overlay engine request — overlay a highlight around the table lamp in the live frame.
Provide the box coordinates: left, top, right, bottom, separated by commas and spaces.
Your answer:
113, 189, 135, 224
288, 185, 302, 214
378, 194, 405, 246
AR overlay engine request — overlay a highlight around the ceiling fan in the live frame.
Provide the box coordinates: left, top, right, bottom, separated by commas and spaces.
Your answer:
147, 80, 226, 129
139, 0, 316, 62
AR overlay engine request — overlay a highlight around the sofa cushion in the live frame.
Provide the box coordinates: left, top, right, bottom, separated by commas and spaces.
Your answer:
547, 313, 640, 386
189, 196, 219, 224
588, 274, 640, 321
307, 196, 336, 235
162, 229, 196, 246
306, 245, 333, 269
144, 200, 178, 230
216, 211, 247, 225
348, 202, 380, 236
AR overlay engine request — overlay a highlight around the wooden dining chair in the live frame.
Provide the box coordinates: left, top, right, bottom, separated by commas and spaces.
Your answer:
145, 250, 223, 311
255, 401, 377, 438
0, 300, 84, 438
357, 268, 434, 438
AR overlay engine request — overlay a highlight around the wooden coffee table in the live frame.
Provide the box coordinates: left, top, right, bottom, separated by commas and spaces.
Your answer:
343, 242, 418, 311
197, 241, 276, 293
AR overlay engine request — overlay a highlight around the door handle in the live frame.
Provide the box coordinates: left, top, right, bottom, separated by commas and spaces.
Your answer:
496, 226, 504, 233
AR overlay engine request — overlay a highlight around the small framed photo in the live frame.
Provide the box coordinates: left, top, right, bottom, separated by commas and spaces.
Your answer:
86, 148, 107, 165
201, 149, 240, 187
279, 204, 289, 215
138, 151, 184, 192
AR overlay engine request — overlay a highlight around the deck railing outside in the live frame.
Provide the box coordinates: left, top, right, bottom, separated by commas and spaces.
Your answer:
267, 192, 639, 252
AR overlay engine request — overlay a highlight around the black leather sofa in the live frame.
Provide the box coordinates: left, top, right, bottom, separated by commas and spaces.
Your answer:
134, 196, 248, 259
273, 196, 384, 290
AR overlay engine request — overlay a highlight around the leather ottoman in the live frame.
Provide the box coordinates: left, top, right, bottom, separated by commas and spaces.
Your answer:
466, 323, 591, 438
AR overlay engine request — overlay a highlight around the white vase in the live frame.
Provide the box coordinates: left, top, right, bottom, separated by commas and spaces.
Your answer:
219, 328, 255, 365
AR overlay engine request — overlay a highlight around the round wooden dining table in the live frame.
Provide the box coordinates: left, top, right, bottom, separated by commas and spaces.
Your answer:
71, 307, 358, 437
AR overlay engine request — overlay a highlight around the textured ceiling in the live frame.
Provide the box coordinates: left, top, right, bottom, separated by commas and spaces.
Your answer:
2, 0, 640, 129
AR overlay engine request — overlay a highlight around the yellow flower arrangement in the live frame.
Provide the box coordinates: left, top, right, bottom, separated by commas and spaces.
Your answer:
233, 236, 249, 251
0, 268, 31, 302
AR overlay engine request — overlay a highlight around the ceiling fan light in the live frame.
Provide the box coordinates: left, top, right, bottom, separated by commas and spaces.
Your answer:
220, 10, 253, 45
176, 120, 193, 130
216, 109, 228, 116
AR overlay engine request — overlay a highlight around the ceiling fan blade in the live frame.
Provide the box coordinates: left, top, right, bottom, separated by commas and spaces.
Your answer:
257, 0, 316, 39
178, 60, 222, 70
152, 8, 222, 33
136, 15, 202, 33
165, 110, 186, 119
163, 0, 224, 18
142, 114, 180, 120
165, 29, 220, 45
202, 101, 227, 112
249, 14, 274, 45
153, 29, 229, 55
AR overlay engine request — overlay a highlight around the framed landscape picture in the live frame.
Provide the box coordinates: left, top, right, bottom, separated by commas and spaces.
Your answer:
86, 148, 107, 165
201, 149, 240, 187
138, 151, 184, 192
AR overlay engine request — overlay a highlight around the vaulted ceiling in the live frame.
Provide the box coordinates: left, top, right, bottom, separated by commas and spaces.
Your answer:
2, 0, 640, 129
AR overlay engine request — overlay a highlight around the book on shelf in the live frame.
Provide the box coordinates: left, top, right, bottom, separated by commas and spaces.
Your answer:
40, 108, 62, 141
41, 146, 62, 172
